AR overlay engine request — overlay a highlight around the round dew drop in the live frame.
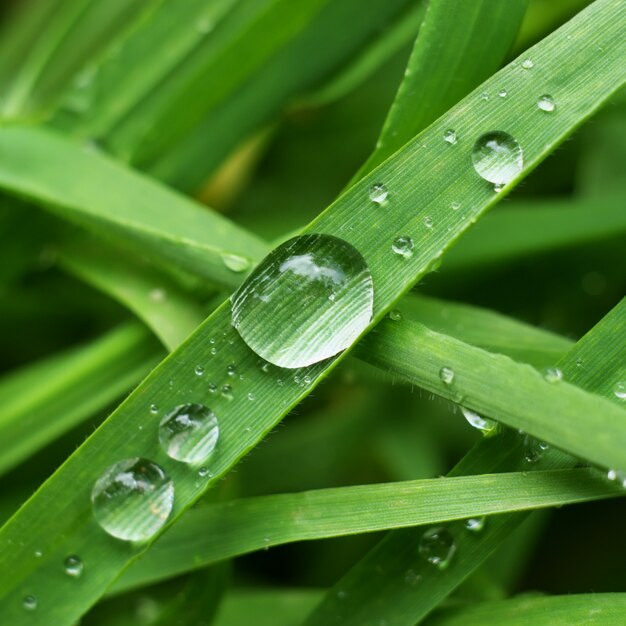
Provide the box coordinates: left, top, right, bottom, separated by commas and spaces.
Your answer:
91, 458, 174, 542
443, 129, 457, 145
419, 527, 456, 570
392, 236, 414, 259
465, 517, 486, 532
613, 381, 625, 400
389, 309, 402, 322
369, 183, 388, 204
498, 89, 508, 98
159, 403, 219, 464
521, 58, 534, 69
543, 367, 563, 383
221, 253, 250, 273
439, 366, 455, 385
64, 555, 84, 578
461, 406, 498, 436
471, 131, 523, 186
230, 234, 374, 368
537, 95, 556, 112
23, 595, 37, 611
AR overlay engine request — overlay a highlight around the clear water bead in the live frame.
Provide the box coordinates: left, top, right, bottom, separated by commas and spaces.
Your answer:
523, 435, 549, 463
471, 131, 523, 185
450, 201, 460, 211
221, 384, 233, 400
461, 406, 498, 436
543, 367, 563, 383
423, 216, 433, 229
392, 236, 415, 259
64, 555, 84, 578
465, 517, 486, 532
389, 309, 402, 321
613, 381, 626, 400
521, 58, 534, 69
221, 253, 250, 273
231, 234, 374, 368
443, 129, 457, 145
159, 403, 219, 464
23, 595, 37, 611
607, 469, 626, 487
369, 183, 388, 204
194, 365, 205, 377
419, 527, 456, 570
537, 95, 556, 112
439, 366, 455, 385
91, 458, 174, 542
498, 89, 508, 98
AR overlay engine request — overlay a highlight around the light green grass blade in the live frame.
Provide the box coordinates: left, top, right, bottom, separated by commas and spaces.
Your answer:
0, 324, 161, 477
59, 239, 206, 351
426, 593, 626, 626
303, 298, 626, 626
0, 126, 268, 288
356, 0, 529, 179
113, 468, 621, 592
0, 3, 623, 623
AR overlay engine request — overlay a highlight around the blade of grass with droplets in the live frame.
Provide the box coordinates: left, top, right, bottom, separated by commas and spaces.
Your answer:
0, 3, 623, 623
302, 299, 626, 626
425, 593, 626, 626
112, 467, 622, 593
0, 324, 162, 477
0, 126, 268, 288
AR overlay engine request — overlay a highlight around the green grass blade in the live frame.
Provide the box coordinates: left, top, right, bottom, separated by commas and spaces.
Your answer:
426, 593, 626, 626
0, 324, 161, 476
0, 3, 623, 622
0, 126, 268, 288
356, 0, 529, 178
303, 297, 626, 626
113, 468, 621, 592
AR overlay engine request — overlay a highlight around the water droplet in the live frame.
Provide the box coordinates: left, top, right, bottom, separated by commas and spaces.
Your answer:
198, 467, 211, 478
498, 89, 508, 98
613, 381, 626, 400
481, 92, 490, 101
607, 469, 626, 487
159, 403, 219, 464
443, 129, 457, 145
450, 201, 461, 211
419, 527, 456, 570
64, 555, 84, 578
23, 595, 37, 610
91, 458, 174, 542
423, 216, 433, 229
226, 364, 237, 377
389, 309, 402, 321
403, 569, 421, 586
194, 365, 205, 377
523, 435, 549, 463
537, 94, 555, 112
543, 367, 563, 383
521, 58, 534, 70
369, 183, 388, 204
392, 236, 414, 259
576, 357, 584, 368
472, 131, 523, 185
461, 406, 498, 436
221, 253, 250, 273
34, 550, 42, 558
221, 384, 233, 400
149, 404, 158, 415
465, 517, 485, 532
231, 234, 374, 368
439, 366, 455, 385
494, 183, 505, 193
149, 288, 166, 303
208, 382, 217, 394
247, 392, 256, 401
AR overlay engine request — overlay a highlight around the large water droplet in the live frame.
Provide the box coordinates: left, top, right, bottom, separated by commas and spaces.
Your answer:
159, 403, 219, 464
369, 183, 388, 204
439, 366, 455, 385
23, 595, 37, 611
543, 367, 563, 383
91, 458, 174, 542
537, 95, 556, 112
461, 406, 498, 436
523, 435, 549, 463
443, 129, 457, 145
521, 58, 534, 70
221, 253, 250, 273
471, 131, 523, 185
613, 381, 626, 400
231, 234, 374, 368
419, 527, 456, 569
392, 236, 414, 259
64, 555, 84, 578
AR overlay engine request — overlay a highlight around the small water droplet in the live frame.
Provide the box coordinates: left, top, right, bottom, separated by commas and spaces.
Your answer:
543, 367, 563, 383
208, 382, 217, 394
194, 365, 205, 377
423, 216, 433, 229
472, 131, 523, 185
494, 183, 505, 193
465, 517, 486, 532
439, 366, 455, 385
450, 201, 461, 211
613, 382, 625, 400
498, 89, 508, 98
443, 129, 457, 145
210, 346, 217, 355
303, 375, 312, 384
221, 384, 233, 400
91, 458, 174, 542
607, 469, 626, 487
198, 467, 211, 478
403, 569, 421, 586
369, 183, 388, 204
537, 94, 556, 112
576, 357, 584, 368
159, 403, 219, 464
64, 555, 84, 578
461, 406, 498, 436
419, 527, 456, 570
481, 92, 490, 101
521, 58, 534, 70
221, 253, 250, 273
392, 236, 414, 259
149, 404, 158, 415
226, 364, 237, 377
231, 234, 374, 368
388, 309, 402, 321
149, 288, 166, 303
247, 392, 256, 401
23, 595, 37, 610
523, 435, 549, 463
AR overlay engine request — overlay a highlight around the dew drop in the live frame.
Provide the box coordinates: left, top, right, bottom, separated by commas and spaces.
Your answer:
208, 382, 217, 394
481, 92, 490, 101
91, 458, 174, 542
369, 183, 388, 204
471, 131, 523, 185
607, 469, 626, 487
465, 517, 486, 532
613, 381, 626, 400
450, 201, 461, 211
419, 527, 456, 570
149, 404, 158, 415
494, 183, 505, 193
521, 58, 534, 70
439, 366, 455, 385
543, 367, 563, 383
63, 555, 84, 578
388, 309, 402, 321
221, 384, 233, 400
158, 403, 219, 464
221, 253, 250, 273
523, 435, 549, 464
247, 392, 256, 401
226, 364, 237, 377
34, 550, 42, 558
149, 288, 166, 303
443, 129, 457, 145
403, 569, 421, 586
461, 406, 498, 436
194, 365, 205, 377
231, 234, 374, 368
198, 467, 211, 478
23, 595, 37, 611
537, 94, 556, 112
392, 236, 414, 259
498, 89, 508, 98
423, 216, 433, 229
